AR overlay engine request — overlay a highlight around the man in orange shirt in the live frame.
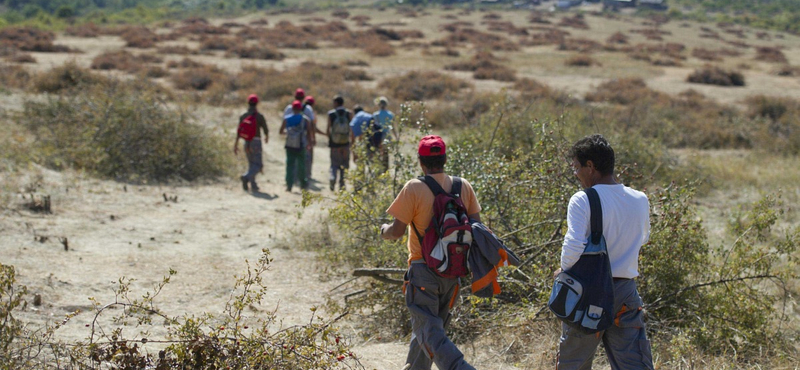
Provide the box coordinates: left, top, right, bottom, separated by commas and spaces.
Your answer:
380, 135, 481, 370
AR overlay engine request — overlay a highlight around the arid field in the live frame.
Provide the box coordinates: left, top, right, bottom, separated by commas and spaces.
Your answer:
1, 2, 799, 369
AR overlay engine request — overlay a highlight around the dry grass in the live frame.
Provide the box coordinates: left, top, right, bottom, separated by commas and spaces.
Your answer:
528, 11, 552, 24
378, 70, 472, 102
331, 9, 350, 19
352, 15, 371, 26
166, 58, 205, 69
686, 66, 745, 87
172, 17, 229, 37
484, 21, 529, 36
559, 38, 603, 53
631, 28, 672, 41
772, 65, 800, 77
200, 36, 231, 51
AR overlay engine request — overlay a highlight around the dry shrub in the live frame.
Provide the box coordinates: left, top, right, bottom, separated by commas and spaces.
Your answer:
121, 27, 160, 48
772, 65, 800, 77
157, 45, 198, 55
200, 36, 231, 51
378, 70, 471, 102
724, 28, 746, 39
226, 44, 285, 60
755, 46, 788, 63
512, 77, 564, 101
442, 14, 458, 20
558, 14, 589, 30
524, 28, 570, 46
441, 48, 460, 57
170, 18, 229, 38
651, 57, 682, 67
0, 64, 32, 89
565, 54, 599, 67
755, 31, 771, 40
250, 18, 269, 25
8, 53, 36, 63
686, 66, 745, 87
239, 23, 320, 49
484, 21, 529, 36
631, 28, 671, 41
65, 23, 101, 38
351, 15, 371, 26
171, 65, 230, 91
624, 42, 686, 61
745, 95, 794, 121
363, 40, 395, 57
529, 11, 552, 24
332, 9, 350, 19
607, 32, 629, 45
221, 22, 244, 28
445, 51, 516, 82
434, 27, 519, 51
396, 7, 418, 18
143, 66, 169, 78
559, 38, 602, 53
483, 12, 502, 20
692, 48, 722, 61
440, 21, 472, 32
166, 58, 204, 69
342, 59, 369, 67
91, 50, 163, 72
744, 95, 800, 154
474, 66, 516, 81
342, 68, 373, 81
585, 77, 668, 105
225, 62, 374, 111
0, 27, 73, 53
725, 40, 751, 49
34, 62, 107, 93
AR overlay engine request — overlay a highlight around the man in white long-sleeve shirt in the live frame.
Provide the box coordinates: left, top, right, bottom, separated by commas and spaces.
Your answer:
554, 134, 655, 370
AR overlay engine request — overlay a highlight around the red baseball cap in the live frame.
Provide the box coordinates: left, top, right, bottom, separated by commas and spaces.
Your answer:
418, 135, 446, 157
304, 95, 315, 105
295, 88, 305, 99
247, 94, 259, 104
291, 100, 302, 111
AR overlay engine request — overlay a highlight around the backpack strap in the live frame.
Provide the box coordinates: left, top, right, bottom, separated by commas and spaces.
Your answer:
583, 187, 603, 245
417, 175, 462, 197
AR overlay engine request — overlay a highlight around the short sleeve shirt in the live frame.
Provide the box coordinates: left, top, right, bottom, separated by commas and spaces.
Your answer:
373, 109, 394, 138
386, 173, 482, 263
350, 111, 373, 138
284, 104, 314, 120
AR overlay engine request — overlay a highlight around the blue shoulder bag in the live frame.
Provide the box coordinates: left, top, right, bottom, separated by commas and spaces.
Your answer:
548, 187, 615, 333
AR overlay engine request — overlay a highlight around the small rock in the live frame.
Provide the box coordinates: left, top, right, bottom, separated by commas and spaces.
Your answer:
33, 294, 42, 306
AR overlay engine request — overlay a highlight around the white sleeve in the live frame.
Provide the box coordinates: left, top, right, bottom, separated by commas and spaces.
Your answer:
561, 192, 590, 271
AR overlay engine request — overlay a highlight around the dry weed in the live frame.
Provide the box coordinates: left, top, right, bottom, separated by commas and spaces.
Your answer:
565, 54, 599, 67
65, 23, 101, 38
585, 77, 668, 105
558, 14, 589, 30
226, 44, 285, 60
0, 26, 73, 53
607, 32, 629, 45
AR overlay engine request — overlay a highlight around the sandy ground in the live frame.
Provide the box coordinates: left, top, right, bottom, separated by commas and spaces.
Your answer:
0, 134, 529, 369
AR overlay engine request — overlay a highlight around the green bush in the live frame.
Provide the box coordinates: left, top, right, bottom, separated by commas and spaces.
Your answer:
317, 97, 799, 365
20, 78, 233, 182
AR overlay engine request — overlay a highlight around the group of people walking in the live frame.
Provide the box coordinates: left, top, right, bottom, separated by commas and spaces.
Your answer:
233, 88, 394, 193
235, 89, 653, 370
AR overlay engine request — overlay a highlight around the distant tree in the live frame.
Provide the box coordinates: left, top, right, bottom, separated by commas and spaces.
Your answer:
56, 5, 75, 18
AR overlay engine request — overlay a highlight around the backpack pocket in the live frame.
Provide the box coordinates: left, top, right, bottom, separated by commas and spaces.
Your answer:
548, 272, 584, 320
580, 304, 605, 330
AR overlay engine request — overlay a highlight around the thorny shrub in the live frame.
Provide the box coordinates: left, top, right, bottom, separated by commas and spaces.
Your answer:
20, 78, 232, 182
315, 95, 798, 365
33, 61, 107, 93
0, 26, 73, 53
0, 251, 364, 369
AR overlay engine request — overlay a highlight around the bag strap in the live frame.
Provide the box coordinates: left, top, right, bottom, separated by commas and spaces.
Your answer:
583, 187, 603, 245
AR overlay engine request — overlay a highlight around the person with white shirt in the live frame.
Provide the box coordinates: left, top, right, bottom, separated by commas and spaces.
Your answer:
554, 134, 654, 370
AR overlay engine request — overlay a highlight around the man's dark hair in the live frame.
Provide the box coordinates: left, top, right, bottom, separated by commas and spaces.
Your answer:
353, 105, 363, 114
333, 95, 344, 106
571, 134, 615, 176
419, 153, 446, 171
248, 102, 257, 108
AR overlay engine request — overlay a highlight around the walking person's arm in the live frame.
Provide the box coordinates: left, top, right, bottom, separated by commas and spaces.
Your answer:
380, 219, 407, 240
306, 118, 314, 150
279, 119, 287, 135
260, 115, 269, 144
233, 135, 240, 155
